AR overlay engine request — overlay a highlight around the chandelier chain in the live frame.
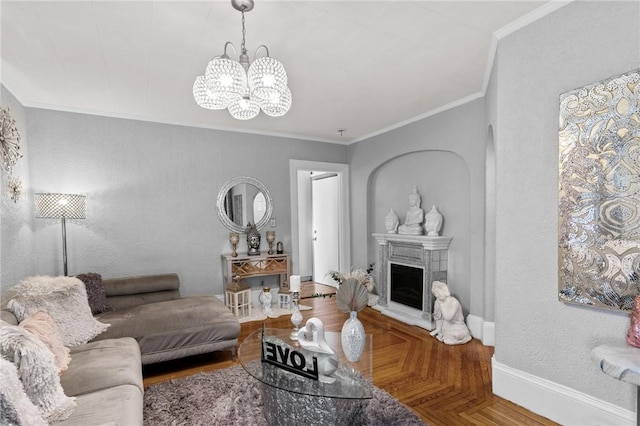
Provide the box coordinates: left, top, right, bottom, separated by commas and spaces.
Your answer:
240, 9, 247, 55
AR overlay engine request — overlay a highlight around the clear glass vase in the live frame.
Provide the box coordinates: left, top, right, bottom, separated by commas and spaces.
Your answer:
341, 311, 365, 362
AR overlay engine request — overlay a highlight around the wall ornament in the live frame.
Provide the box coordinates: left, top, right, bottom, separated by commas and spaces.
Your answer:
0, 107, 22, 175
558, 69, 640, 312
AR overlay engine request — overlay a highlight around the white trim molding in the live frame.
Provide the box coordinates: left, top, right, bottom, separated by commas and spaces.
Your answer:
492, 357, 635, 426
466, 315, 495, 347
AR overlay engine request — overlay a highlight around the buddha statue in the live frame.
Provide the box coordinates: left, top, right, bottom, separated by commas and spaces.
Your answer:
246, 222, 261, 256
398, 186, 425, 235
430, 281, 471, 345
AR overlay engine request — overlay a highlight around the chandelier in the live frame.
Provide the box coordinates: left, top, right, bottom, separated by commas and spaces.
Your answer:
193, 0, 291, 120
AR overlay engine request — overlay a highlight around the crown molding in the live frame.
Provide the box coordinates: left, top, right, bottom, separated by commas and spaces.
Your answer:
353, 0, 575, 145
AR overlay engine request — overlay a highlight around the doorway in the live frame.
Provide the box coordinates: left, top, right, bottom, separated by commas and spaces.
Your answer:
312, 173, 340, 285
289, 160, 351, 284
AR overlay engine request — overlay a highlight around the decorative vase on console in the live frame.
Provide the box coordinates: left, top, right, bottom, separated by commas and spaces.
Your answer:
337, 277, 369, 362
266, 231, 276, 255
424, 205, 443, 236
246, 222, 261, 256
229, 232, 240, 257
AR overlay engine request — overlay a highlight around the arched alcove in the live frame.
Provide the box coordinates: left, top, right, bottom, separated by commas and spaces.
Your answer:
366, 150, 472, 314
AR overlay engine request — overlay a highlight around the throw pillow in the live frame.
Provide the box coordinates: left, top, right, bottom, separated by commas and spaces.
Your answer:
6, 276, 110, 346
20, 311, 71, 374
75, 272, 112, 315
0, 321, 76, 422
0, 356, 48, 426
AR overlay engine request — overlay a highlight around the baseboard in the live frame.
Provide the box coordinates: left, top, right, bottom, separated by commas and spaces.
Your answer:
483, 321, 495, 346
492, 356, 635, 426
466, 315, 495, 346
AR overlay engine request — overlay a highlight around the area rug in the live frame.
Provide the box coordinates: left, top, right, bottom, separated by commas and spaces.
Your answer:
238, 304, 312, 324
143, 365, 426, 425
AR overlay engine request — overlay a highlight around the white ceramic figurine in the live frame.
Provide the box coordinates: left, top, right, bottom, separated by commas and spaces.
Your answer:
430, 281, 471, 345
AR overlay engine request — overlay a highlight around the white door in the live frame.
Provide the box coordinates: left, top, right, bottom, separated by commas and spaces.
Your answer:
312, 173, 340, 286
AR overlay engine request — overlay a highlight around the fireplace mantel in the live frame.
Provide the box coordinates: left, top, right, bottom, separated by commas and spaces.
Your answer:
372, 233, 453, 330
372, 233, 452, 250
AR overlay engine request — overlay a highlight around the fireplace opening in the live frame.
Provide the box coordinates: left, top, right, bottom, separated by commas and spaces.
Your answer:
390, 263, 423, 310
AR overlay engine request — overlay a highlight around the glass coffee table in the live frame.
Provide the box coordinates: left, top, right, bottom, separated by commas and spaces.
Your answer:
238, 327, 373, 425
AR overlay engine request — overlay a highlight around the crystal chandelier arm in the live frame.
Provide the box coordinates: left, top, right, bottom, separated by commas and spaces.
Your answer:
223, 41, 238, 60
253, 45, 270, 58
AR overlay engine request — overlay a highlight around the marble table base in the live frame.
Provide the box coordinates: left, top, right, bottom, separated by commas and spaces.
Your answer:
262, 383, 369, 426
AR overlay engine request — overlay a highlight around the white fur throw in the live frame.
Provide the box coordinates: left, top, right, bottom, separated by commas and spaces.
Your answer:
0, 355, 48, 426
0, 321, 76, 422
7, 276, 110, 347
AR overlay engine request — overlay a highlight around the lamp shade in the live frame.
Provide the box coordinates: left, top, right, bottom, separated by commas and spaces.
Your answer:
228, 97, 261, 120
205, 57, 246, 107
35, 193, 86, 219
247, 56, 288, 103
259, 86, 292, 117
193, 75, 228, 110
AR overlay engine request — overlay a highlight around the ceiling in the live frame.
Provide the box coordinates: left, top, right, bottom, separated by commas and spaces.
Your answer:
1, 1, 552, 144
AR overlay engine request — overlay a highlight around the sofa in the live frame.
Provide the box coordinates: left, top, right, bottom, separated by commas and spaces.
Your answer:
0, 273, 241, 425
93, 273, 241, 364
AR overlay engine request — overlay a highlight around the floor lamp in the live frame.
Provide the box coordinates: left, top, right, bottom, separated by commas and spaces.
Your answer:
35, 193, 86, 276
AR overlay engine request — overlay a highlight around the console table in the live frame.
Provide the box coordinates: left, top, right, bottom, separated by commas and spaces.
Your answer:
222, 253, 291, 291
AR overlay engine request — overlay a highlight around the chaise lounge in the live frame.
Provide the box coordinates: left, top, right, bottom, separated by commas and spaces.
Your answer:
92, 273, 241, 364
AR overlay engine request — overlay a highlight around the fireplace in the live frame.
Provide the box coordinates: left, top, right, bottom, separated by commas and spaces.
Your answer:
390, 263, 423, 310
372, 233, 452, 330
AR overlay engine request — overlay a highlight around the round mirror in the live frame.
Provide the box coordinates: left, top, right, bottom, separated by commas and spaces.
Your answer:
216, 176, 273, 233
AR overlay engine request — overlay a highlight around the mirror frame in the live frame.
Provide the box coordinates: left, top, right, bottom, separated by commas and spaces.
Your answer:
216, 176, 273, 233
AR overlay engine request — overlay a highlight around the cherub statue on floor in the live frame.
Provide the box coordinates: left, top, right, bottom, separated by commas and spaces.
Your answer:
430, 281, 472, 345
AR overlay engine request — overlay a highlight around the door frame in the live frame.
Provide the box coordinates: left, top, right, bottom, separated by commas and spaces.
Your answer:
289, 160, 351, 277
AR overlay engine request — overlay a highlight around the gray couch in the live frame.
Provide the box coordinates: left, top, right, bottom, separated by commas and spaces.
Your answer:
95, 273, 241, 364
0, 313, 144, 425
1, 273, 241, 425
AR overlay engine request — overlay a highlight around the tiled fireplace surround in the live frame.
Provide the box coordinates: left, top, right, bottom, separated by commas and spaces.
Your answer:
372, 233, 452, 330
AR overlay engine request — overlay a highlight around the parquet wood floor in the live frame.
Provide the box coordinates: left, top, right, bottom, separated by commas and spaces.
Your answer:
143, 285, 558, 426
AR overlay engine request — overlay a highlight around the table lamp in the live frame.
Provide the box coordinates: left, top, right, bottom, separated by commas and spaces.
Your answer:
35, 193, 86, 276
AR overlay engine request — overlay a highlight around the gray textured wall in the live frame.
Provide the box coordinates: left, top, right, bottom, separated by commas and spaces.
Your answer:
348, 98, 486, 318
493, 0, 639, 411
1, 86, 35, 294
16, 107, 346, 295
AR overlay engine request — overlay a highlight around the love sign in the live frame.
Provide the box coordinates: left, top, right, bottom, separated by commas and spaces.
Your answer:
261, 339, 319, 380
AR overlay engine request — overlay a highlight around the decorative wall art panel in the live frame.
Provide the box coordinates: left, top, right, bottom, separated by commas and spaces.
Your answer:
558, 69, 640, 312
